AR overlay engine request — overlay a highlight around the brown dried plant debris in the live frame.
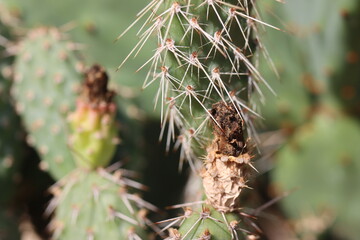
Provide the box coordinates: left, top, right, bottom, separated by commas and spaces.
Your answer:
210, 102, 246, 157
82, 64, 115, 107
201, 102, 253, 212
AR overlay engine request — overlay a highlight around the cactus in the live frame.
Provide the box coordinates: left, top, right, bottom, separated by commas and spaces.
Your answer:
47, 62, 158, 240
273, 111, 360, 239
330, 3, 360, 121
256, 0, 360, 129
2, 0, 360, 239
256, 0, 360, 239
12, 27, 83, 179
158, 102, 259, 239
2, 0, 159, 117
10, 26, 153, 238
161, 204, 261, 240
118, 0, 282, 238
118, 0, 281, 168
49, 168, 149, 240
4, 15, 153, 237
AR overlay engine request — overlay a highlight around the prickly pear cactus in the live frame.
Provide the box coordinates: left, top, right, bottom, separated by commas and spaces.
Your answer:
255, 0, 360, 239
273, 111, 360, 240
330, 3, 360, 120
46, 63, 156, 240
12, 27, 84, 180
49, 169, 147, 240
2, 0, 158, 117
119, 0, 279, 168
119, 0, 278, 238
160, 102, 258, 239
256, 0, 360, 129
162, 205, 258, 240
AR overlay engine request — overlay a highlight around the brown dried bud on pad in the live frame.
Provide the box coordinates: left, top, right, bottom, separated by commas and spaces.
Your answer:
210, 102, 246, 156
82, 64, 115, 108
201, 102, 253, 212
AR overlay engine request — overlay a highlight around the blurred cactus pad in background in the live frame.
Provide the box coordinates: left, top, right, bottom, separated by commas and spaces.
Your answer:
0, 0, 360, 240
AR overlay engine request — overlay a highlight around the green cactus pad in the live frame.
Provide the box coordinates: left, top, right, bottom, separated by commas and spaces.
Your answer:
12, 27, 83, 179
256, 0, 359, 129
179, 207, 238, 239
50, 169, 147, 240
273, 112, 360, 239
2, 0, 159, 118
162, 205, 256, 240
119, 0, 278, 168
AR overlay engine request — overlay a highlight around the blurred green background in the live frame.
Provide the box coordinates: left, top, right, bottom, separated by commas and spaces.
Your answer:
1, 0, 360, 239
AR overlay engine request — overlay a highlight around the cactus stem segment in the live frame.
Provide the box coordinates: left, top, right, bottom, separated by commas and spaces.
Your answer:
161, 204, 260, 240
117, 0, 282, 169
49, 167, 155, 239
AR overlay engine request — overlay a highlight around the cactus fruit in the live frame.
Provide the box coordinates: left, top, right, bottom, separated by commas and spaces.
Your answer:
68, 64, 118, 170
49, 168, 150, 240
12, 27, 83, 179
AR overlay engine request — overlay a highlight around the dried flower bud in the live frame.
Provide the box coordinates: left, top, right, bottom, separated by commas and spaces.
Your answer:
201, 102, 253, 212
